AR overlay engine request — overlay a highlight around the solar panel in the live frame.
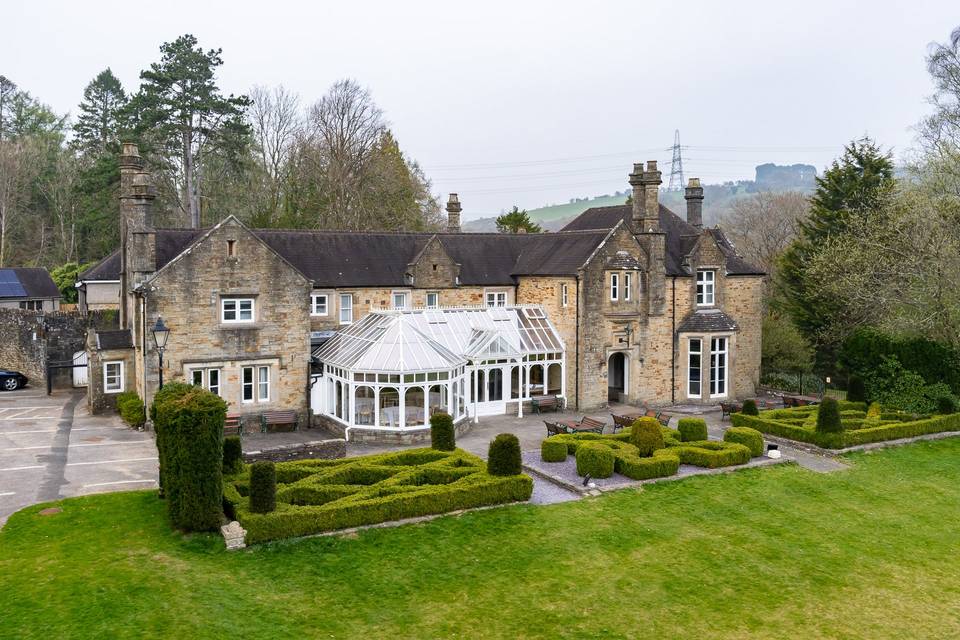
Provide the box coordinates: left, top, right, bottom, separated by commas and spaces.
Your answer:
0, 269, 26, 298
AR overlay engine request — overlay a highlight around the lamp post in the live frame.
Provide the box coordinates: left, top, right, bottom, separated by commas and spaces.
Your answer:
151, 317, 171, 389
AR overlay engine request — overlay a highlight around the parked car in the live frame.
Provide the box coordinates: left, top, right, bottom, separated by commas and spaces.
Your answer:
0, 369, 28, 391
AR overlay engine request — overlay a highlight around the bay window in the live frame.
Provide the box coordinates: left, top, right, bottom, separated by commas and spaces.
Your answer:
710, 337, 728, 397
610, 273, 619, 301
688, 339, 702, 398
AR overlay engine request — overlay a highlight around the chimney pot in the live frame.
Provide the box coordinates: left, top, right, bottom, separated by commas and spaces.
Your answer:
684, 177, 704, 229
446, 193, 462, 233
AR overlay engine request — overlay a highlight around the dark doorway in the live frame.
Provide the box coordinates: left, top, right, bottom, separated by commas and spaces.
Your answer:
608, 352, 627, 402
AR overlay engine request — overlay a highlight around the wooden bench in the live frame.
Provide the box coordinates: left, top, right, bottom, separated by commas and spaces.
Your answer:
544, 421, 568, 437
260, 410, 298, 433
719, 402, 742, 420
532, 395, 562, 414
224, 413, 243, 436
656, 412, 673, 427
611, 413, 635, 433
575, 416, 606, 434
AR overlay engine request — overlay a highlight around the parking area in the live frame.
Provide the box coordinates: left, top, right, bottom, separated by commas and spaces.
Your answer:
0, 387, 158, 526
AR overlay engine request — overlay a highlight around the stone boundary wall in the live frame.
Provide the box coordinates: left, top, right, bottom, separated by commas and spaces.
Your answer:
243, 438, 347, 462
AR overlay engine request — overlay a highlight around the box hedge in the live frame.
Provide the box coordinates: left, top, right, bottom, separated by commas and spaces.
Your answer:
575, 442, 615, 478
224, 448, 532, 544
250, 461, 277, 513
816, 397, 843, 433
540, 438, 567, 463
488, 433, 522, 476
116, 391, 145, 428
723, 426, 764, 457
740, 399, 759, 416
677, 418, 708, 442
630, 417, 664, 455
223, 435, 243, 475
430, 412, 456, 451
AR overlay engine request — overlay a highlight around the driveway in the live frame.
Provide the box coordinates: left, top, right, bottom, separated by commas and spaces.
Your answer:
0, 387, 158, 526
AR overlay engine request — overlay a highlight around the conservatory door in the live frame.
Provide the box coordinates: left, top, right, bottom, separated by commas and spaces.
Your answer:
472, 366, 507, 417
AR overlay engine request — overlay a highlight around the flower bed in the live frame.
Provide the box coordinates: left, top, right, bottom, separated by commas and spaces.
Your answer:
224, 448, 533, 544
541, 424, 752, 482
731, 403, 960, 449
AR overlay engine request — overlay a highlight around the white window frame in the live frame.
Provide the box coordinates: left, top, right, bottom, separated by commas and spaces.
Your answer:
687, 339, 702, 399
189, 367, 221, 396
339, 294, 353, 325
561, 283, 569, 307
610, 273, 619, 301
485, 291, 507, 307
221, 298, 255, 323
104, 360, 124, 394
426, 292, 439, 309
710, 336, 728, 398
310, 293, 328, 317
697, 270, 716, 306
242, 366, 255, 403
391, 291, 409, 310
257, 366, 270, 402
624, 272, 632, 301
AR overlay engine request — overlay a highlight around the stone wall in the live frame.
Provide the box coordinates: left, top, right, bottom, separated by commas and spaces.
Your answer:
516, 275, 577, 402
243, 438, 346, 463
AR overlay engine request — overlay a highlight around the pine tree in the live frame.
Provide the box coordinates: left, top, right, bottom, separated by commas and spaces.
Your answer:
496, 206, 542, 233
73, 68, 127, 156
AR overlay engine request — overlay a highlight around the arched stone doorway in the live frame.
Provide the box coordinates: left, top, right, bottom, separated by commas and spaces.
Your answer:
608, 352, 628, 403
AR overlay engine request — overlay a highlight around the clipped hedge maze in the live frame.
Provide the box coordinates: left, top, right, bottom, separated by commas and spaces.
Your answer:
731, 402, 960, 449
224, 448, 533, 544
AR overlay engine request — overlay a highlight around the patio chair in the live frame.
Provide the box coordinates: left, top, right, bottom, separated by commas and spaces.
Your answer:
544, 421, 569, 437
610, 413, 635, 434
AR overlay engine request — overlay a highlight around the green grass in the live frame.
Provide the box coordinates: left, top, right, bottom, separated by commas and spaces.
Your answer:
4, 440, 960, 639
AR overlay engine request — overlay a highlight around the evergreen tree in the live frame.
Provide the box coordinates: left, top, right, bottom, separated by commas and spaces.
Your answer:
496, 206, 542, 233
128, 34, 250, 228
73, 68, 127, 156
776, 138, 894, 370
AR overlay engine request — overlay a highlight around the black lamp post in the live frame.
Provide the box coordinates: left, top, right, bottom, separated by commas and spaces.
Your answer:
151, 317, 171, 389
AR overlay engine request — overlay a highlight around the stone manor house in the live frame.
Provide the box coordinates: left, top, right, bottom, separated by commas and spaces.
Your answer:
79, 143, 763, 440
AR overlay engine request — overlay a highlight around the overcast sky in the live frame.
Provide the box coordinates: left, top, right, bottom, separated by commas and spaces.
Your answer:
5, 0, 959, 219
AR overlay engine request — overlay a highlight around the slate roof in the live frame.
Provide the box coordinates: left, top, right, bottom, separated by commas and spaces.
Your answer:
560, 204, 765, 277
96, 329, 133, 350
0, 268, 60, 299
81, 228, 612, 287
676, 309, 740, 333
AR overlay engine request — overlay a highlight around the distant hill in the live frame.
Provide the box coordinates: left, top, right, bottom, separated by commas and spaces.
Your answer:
462, 163, 817, 233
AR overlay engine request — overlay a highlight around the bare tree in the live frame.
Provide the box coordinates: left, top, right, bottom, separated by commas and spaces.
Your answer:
0, 138, 44, 266
248, 85, 301, 225
719, 191, 809, 275
38, 147, 80, 264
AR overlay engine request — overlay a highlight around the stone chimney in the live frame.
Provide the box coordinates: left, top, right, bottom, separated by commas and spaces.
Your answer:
628, 161, 661, 233
684, 178, 704, 228
446, 193, 462, 233
119, 142, 156, 328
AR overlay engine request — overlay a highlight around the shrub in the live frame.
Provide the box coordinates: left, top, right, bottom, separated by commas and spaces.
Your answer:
487, 434, 521, 476
116, 392, 145, 428
847, 375, 867, 402
677, 418, 708, 442
249, 461, 277, 514
724, 426, 764, 457
430, 412, 456, 451
740, 399, 759, 416
630, 417, 664, 456
671, 441, 752, 468
223, 436, 243, 475
816, 397, 842, 433
151, 383, 227, 531
540, 439, 567, 463
575, 442, 615, 478
937, 395, 958, 415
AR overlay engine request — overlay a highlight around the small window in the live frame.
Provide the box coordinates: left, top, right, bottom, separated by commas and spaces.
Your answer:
624, 273, 632, 301
311, 293, 328, 316
426, 292, 439, 309
432, 264, 438, 271
610, 273, 619, 301
104, 360, 124, 394
258, 366, 270, 402
190, 368, 221, 396
339, 294, 353, 324
227, 239, 236, 257
19, 300, 42, 311
242, 366, 254, 402
697, 270, 716, 306
485, 291, 507, 307
688, 339, 702, 398
392, 292, 408, 310
561, 283, 569, 307
222, 298, 254, 323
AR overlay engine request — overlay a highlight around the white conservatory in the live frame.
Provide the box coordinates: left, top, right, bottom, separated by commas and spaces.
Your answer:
311, 305, 566, 436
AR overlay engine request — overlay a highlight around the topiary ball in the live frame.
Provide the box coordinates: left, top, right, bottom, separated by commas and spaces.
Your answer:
937, 395, 958, 415
630, 417, 664, 456
487, 433, 522, 476
815, 397, 843, 433
677, 417, 709, 442
541, 438, 567, 463
430, 412, 456, 451
740, 399, 759, 416
847, 375, 866, 403
575, 442, 615, 478
249, 461, 277, 514
222, 435, 243, 475
723, 426, 764, 457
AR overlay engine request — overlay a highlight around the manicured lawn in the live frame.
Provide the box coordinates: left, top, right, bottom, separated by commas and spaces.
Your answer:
4, 440, 960, 639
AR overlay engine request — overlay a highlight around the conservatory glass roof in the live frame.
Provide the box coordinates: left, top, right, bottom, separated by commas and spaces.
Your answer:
313, 306, 565, 372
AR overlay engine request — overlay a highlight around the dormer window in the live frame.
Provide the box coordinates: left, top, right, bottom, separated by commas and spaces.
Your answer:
696, 270, 715, 306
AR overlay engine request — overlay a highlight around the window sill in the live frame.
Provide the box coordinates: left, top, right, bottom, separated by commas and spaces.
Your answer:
220, 323, 261, 330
